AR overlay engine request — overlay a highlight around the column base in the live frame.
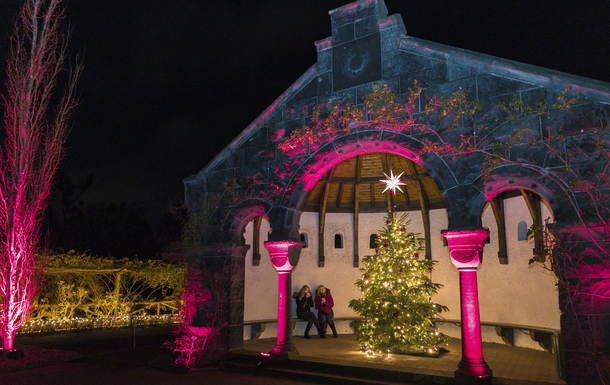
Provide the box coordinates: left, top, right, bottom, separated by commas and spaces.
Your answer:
268, 342, 300, 360
455, 358, 493, 385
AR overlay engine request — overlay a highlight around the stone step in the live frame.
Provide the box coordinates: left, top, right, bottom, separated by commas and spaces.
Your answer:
220, 351, 454, 385
221, 349, 562, 385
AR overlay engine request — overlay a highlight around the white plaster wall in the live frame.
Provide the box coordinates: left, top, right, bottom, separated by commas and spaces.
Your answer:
432, 196, 560, 350
243, 197, 560, 351
294, 212, 362, 319
478, 197, 559, 328
243, 218, 277, 321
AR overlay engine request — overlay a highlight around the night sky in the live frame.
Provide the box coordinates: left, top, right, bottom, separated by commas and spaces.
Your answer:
0, 0, 609, 255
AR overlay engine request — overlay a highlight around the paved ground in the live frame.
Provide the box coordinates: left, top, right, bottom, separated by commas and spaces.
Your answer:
4, 327, 564, 385
2, 347, 325, 385
243, 334, 564, 384
7, 328, 325, 385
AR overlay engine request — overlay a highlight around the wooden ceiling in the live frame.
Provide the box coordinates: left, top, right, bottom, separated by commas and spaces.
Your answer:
302, 153, 445, 213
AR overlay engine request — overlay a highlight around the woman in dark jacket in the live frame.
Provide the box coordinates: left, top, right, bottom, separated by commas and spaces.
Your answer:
315, 285, 338, 338
293, 285, 325, 339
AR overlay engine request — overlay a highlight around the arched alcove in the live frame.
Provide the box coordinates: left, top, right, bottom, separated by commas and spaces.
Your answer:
285, 149, 449, 333
476, 189, 559, 350
242, 215, 278, 326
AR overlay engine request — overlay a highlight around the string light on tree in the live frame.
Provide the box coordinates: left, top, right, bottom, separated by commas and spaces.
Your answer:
349, 171, 448, 356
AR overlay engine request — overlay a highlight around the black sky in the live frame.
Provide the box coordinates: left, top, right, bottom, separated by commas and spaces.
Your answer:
1, 0, 609, 252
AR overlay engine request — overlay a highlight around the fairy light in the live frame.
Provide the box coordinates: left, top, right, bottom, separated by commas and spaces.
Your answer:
17, 314, 178, 335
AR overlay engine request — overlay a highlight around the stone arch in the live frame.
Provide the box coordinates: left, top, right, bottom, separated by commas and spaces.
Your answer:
280, 130, 460, 235
223, 200, 274, 245
478, 164, 579, 225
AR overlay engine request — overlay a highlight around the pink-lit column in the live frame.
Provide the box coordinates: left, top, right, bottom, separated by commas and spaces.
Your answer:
443, 229, 493, 383
265, 241, 303, 359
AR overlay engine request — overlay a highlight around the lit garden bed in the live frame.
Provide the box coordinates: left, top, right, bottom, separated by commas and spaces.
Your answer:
17, 314, 178, 335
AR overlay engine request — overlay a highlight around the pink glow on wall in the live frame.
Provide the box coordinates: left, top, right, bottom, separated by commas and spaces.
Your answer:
271, 129, 285, 143
484, 180, 552, 204
265, 241, 303, 358
315, 38, 332, 51
443, 229, 492, 380
378, 17, 394, 29
329, 0, 377, 16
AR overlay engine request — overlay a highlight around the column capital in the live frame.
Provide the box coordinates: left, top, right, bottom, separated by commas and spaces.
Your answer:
265, 241, 303, 272
442, 228, 489, 269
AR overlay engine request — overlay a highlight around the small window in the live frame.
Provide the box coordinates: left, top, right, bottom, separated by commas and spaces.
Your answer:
334, 234, 343, 249
369, 234, 378, 249
300, 233, 309, 248
518, 221, 528, 241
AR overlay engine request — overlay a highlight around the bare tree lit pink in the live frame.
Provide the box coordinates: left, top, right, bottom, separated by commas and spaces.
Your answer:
0, 0, 81, 352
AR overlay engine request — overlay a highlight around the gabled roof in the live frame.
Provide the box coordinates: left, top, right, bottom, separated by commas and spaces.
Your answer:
185, 0, 610, 186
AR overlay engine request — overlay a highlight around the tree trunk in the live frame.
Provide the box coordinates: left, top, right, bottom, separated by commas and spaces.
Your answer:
114, 271, 123, 316
3, 332, 14, 353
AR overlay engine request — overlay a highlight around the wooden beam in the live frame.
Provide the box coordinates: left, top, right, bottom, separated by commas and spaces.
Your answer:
252, 215, 263, 266
302, 199, 447, 213
406, 160, 432, 260
520, 189, 544, 259
318, 168, 336, 267
370, 182, 375, 207
402, 187, 410, 206
354, 155, 362, 268
317, 174, 432, 183
489, 197, 508, 264
336, 182, 345, 208
381, 153, 393, 215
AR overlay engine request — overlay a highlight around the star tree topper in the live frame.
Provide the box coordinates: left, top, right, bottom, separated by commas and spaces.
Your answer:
380, 170, 407, 196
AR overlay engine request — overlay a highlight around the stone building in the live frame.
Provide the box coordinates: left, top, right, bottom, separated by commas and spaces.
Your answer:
184, 1, 610, 383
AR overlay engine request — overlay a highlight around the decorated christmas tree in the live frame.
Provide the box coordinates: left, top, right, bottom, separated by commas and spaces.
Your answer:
349, 212, 448, 356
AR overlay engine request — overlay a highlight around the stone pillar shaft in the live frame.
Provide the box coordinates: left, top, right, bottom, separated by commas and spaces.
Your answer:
458, 268, 487, 374
265, 241, 303, 359
272, 271, 292, 355
442, 229, 492, 382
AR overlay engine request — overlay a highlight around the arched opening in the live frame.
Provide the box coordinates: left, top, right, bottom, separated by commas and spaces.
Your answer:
334, 233, 343, 248
300, 233, 309, 248
451, 189, 558, 351
517, 221, 528, 241
369, 234, 378, 248
243, 215, 279, 339
291, 151, 447, 335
